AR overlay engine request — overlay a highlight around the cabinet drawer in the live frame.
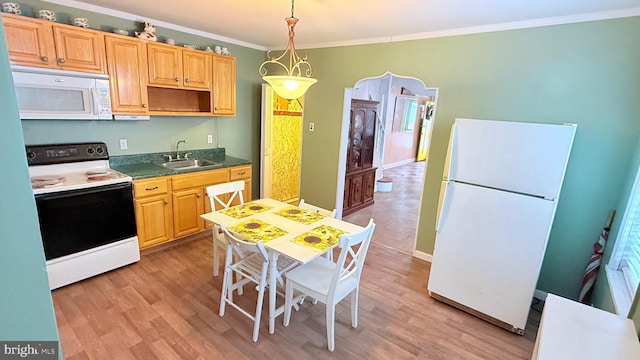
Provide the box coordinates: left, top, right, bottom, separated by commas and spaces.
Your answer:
134, 177, 169, 197
230, 165, 251, 180
172, 168, 229, 190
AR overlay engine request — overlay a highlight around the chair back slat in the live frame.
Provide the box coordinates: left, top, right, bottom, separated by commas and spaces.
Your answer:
206, 180, 245, 211
330, 219, 375, 297
298, 199, 337, 218
222, 226, 269, 260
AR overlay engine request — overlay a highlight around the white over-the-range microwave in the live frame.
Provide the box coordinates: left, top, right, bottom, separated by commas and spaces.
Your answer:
10, 66, 148, 120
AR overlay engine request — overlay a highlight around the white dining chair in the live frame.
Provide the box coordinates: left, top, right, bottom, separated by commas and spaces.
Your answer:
219, 227, 299, 342
283, 219, 376, 351
298, 198, 337, 261
206, 180, 245, 277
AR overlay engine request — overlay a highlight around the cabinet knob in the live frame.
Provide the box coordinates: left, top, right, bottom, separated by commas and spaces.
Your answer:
164, 199, 169, 205
40, 56, 48, 62
184, 78, 189, 83
196, 193, 201, 198
142, 104, 148, 108
57, 58, 65, 64
174, 77, 180, 82
214, 107, 219, 110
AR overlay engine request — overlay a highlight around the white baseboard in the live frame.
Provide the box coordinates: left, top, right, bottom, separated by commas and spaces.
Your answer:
413, 249, 432, 262
382, 159, 415, 170
534, 289, 548, 301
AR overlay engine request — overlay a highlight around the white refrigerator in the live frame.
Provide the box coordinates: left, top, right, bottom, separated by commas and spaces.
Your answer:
427, 118, 576, 334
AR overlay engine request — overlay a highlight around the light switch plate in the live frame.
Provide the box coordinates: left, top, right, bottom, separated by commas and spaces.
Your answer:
207, 134, 213, 144
119, 138, 128, 150
309, 122, 315, 131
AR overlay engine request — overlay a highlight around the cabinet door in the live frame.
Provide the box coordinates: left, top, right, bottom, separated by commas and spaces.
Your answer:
52, 25, 105, 73
361, 108, 377, 169
363, 169, 376, 203
2, 14, 55, 68
343, 175, 352, 211
105, 35, 149, 113
183, 49, 211, 90
349, 173, 364, 209
212, 55, 236, 115
135, 194, 173, 249
172, 188, 204, 238
147, 43, 182, 87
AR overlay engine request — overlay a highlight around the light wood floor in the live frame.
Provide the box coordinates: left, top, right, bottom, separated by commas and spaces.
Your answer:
52, 161, 541, 359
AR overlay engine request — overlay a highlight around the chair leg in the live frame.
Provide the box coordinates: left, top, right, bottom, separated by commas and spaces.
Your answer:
219, 268, 230, 316
326, 303, 336, 352
213, 241, 219, 276
283, 280, 294, 326
253, 264, 269, 342
351, 288, 359, 328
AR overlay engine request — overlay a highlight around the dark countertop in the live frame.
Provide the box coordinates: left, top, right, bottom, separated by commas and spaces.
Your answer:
109, 148, 251, 180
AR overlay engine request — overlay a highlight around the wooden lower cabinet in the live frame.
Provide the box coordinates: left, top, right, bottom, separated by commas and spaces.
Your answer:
133, 165, 251, 249
229, 164, 251, 206
343, 167, 376, 216
133, 177, 173, 248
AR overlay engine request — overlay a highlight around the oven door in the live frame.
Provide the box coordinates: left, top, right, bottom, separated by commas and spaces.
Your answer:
35, 182, 137, 260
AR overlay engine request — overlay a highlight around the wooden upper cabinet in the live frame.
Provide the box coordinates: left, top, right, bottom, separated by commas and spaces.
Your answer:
104, 34, 149, 114
52, 26, 105, 73
212, 54, 236, 115
147, 42, 182, 87
183, 49, 211, 90
2, 14, 55, 68
2, 13, 105, 73
147, 42, 211, 90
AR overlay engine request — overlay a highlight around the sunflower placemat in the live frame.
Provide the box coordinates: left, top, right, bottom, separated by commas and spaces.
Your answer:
291, 225, 348, 251
274, 206, 325, 224
229, 219, 287, 242
219, 202, 273, 219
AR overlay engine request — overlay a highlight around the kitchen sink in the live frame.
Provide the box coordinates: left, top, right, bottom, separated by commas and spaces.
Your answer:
161, 159, 222, 170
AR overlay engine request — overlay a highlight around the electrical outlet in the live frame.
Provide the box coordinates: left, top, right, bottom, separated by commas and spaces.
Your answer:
207, 134, 213, 144
119, 138, 128, 150
309, 122, 315, 132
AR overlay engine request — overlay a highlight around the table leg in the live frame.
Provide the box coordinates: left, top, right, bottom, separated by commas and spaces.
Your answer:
268, 250, 278, 334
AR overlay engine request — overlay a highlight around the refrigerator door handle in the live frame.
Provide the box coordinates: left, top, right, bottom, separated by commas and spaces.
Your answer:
443, 124, 457, 180
436, 181, 452, 232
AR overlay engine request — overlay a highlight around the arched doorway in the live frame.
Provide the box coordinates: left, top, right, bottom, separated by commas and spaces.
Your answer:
335, 72, 438, 255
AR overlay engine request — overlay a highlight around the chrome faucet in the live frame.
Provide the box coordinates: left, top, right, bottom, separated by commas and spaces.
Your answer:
176, 140, 186, 160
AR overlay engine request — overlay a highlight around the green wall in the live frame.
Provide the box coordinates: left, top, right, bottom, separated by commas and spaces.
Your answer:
300, 17, 640, 309
0, 16, 60, 353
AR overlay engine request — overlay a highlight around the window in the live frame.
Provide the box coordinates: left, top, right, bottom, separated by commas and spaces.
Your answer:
607, 165, 640, 316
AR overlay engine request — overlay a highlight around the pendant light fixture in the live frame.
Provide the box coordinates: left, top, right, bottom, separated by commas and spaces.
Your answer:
259, 0, 317, 100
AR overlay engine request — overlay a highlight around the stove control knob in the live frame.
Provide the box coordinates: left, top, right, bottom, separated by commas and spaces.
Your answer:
26, 151, 36, 159
96, 147, 104, 154
87, 147, 95, 154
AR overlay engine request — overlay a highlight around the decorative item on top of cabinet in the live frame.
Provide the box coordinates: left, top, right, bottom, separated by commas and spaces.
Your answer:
343, 99, 379, 216
2, 13, 106, 73
212, 54, 236, 116
104, 34, 149, 114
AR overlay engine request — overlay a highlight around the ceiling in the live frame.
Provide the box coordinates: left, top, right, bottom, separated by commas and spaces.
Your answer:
48, 0, 640, 49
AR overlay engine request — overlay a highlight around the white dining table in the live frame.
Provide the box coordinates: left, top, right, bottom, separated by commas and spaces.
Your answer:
200, 197, 363, 334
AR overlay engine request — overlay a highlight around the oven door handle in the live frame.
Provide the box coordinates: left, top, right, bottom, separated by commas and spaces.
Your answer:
35, 182, 132, 200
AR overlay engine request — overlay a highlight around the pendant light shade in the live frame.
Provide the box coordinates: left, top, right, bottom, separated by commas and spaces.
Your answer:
259, 0, 317, 100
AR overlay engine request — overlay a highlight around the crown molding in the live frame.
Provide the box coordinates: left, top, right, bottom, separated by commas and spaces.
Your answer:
42, 0, 266, 50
